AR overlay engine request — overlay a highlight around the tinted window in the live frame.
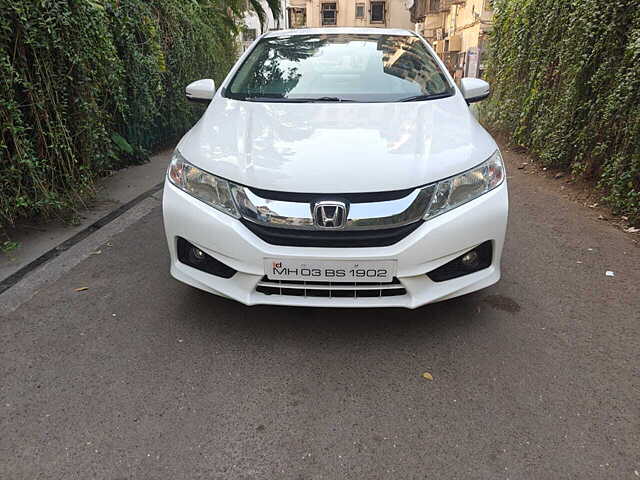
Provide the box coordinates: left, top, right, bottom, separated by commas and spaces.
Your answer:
224, 34, 454, 103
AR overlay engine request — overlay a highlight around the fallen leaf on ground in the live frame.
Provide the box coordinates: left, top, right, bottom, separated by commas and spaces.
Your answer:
421, 372, 434, 381
74, 287, 89, 292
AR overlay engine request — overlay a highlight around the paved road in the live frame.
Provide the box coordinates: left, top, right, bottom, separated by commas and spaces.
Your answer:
2, 149, 639, 479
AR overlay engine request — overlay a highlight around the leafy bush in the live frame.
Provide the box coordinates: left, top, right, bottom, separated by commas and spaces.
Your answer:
0, 0, 241, 226
482, 0, 640, 223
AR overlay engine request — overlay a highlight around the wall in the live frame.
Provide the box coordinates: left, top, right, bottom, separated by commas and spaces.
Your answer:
483, 0, 640, 223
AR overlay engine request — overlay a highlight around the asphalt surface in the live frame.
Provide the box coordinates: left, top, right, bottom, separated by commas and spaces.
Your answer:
1, 149, 639, 479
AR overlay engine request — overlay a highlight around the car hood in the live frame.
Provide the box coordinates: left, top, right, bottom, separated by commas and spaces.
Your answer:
177, 95, 498, 193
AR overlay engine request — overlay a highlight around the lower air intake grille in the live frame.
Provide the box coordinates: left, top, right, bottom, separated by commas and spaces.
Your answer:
256, 277, 407, 298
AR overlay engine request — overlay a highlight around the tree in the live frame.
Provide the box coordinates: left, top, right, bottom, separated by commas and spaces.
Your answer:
247, 0, 282, 33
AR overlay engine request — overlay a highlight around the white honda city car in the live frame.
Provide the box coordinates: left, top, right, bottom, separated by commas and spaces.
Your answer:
162, 28, 508, 308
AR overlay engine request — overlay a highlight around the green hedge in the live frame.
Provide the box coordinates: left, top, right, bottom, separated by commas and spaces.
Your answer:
482, 0, 640, 223
0, 0, 240, 226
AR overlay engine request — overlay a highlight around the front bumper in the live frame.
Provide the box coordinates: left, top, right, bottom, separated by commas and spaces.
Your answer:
162, 181, 508, 309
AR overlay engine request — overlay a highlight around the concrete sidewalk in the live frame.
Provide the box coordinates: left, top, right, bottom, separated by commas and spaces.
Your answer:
0, 150, 172, 287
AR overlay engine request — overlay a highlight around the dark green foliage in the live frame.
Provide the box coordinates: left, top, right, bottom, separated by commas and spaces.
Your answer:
0, 0, 240, 226
483, 0, 640, 223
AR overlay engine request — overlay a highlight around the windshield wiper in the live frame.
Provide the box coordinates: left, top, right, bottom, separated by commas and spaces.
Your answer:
400, 92, 452, 102
240, 93, 288, 102
295, 96, 356, 103
238, 94, 356, 103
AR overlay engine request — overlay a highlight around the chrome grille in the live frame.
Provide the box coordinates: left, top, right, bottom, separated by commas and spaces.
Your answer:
255, 277, 407, 298
232, 185, 435, 231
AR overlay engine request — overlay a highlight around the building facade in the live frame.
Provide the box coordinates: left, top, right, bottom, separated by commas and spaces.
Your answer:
286, 0, 414, 30
410, 0, 493, 78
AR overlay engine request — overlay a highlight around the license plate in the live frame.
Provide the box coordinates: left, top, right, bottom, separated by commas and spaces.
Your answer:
264, 258, 397, 283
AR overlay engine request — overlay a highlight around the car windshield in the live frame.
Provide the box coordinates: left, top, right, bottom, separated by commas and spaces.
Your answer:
224, 33, 454, 103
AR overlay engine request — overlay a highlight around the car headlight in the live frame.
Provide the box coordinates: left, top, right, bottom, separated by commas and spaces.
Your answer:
424, 150, 505, 219
167, 150, 240, 218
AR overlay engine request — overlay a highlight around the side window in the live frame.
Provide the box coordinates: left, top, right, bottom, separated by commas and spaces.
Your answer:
355, 3, 365, 18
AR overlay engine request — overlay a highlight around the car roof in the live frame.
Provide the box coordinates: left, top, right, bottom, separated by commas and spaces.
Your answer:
262, 27, 416, 38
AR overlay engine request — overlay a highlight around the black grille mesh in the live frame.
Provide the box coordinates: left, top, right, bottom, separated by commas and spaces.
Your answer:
241, 219, 423, 248
256, 277, 407, 298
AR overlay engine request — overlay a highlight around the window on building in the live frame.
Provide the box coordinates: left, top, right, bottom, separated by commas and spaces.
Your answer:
370, 1, 385, 23
321, 3, 337, 25
243, 29, 257, 43
355, 3, 365, 18
427, 0, 440, 13
288, 7, 306, 28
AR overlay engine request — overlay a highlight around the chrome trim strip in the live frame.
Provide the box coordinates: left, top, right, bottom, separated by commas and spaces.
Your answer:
231, 185, 434, 231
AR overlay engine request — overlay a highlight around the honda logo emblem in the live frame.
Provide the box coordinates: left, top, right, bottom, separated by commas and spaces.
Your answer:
313, 201, 347, 229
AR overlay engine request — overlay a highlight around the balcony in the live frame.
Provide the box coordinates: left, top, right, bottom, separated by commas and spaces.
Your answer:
424, 0, 445, 14
413, 0, 465, 23
424, 12, 445, 29
437, 0, 463, 12
448, 35, 462, 52
480, 9, 494, 22
479, 9, 494, 32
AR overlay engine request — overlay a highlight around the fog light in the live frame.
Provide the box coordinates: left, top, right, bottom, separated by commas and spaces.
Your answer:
176, 237, 237, 279
461, 250, 480, 269
191, 248, 206, 261
427, 241, 493, 282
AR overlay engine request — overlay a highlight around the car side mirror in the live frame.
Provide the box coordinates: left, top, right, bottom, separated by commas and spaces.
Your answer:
185, 79, 216, 103
460, 78, 490, 104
